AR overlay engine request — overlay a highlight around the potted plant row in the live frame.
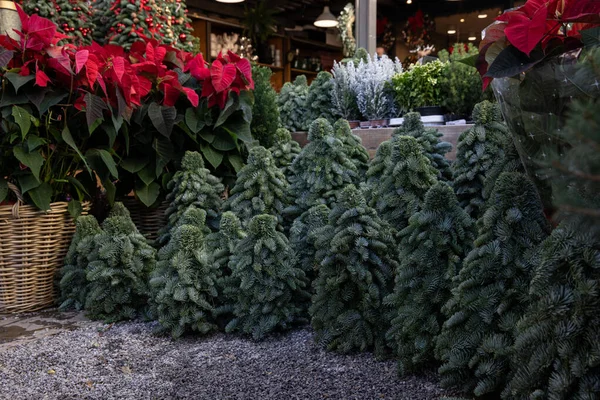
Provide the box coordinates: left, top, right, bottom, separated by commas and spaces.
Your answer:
0, 6, 254, 313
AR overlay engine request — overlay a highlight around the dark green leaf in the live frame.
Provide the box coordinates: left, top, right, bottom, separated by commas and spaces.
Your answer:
62, 126, 90, 173
185, 107, 206, 133
214, 93, 239, 128
212, 133, 236, 151
5, 72, 34, 94
485, 46, 544, 79
153, 137, 174, 176
135, 181, 160, 207
200, 143, 223, 168
67, 176, 90, 200
221, 115, 253, 143
0, 85, 28, 107
582, 27, 600, 48
199, 128, 216, 143
87, 149, 118, 179
239, 90, 254, 123
103, 178, 116, 206
0, 48, 13, 68
0, 178, 7, 203
149, 102, 177, 137
84, 93, 107, 134
13, 147, 44, 181
121, 157, 149, 173
12, 105, 31, 138
68, 200, 82, 218
27, 90, 67, 115
457, 54, 477, 68
18, 174, 41, 194
26, 135, 45, 152
28, 182, 52, 211
138, 163, 156, 186
228, 154, 244, 172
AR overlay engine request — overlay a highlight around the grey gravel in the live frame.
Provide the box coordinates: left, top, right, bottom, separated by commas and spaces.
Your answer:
0, 322, 448, 400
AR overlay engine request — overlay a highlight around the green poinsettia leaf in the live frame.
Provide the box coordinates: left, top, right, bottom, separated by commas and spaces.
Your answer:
214, 93, 239, 128
582, 27, 600, 48
200, 143, 223, 169
185, 107, 206, 134
149, 102, 177, 137
135, 181, 160, 207
84, 93, 108, 134
228, 154, 244, 172
103, 178, 116, 206
17, 174, 41, 194
86, 149, 119, 180
28, 182, 52, 211
13, 146, 44, 181
67, 200, 83, 218
12, 105, 32, 139
66, 176, 90, 200
62, 126, 90, 174
485, 46, 544, 79
212, 133, 237, 151
121, 157, 149, 173
222, 115, 252, 143
5, 72, 34, 94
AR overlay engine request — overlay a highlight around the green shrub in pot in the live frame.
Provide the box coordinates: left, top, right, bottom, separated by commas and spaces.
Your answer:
392, 59, 444, 114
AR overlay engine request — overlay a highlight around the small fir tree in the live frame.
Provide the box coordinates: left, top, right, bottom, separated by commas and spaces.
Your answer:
331, 60, 360, 121
224, 214, 308, 340
503, 220, 600, 400
287, 118, 359, 216
384, 182, 476, 376
370, 136, 438, 233
158, 151, 224, 244
151, 208, 219, 338
452, 100, 511, 219
23, 0, 96, 45
84, 203, 157, 322
58, 216, 102, 311
334, 118, 370, 176
310, 185, 399, 355
104, 0, 155, 49
394, 112, 453, 182
482, 135, 523, 201
435, 172, 550, 397
355, 54, 402, 121
224, 146, 290, 231
268, 127, 301, 178
363, 140, 392, 203
278, 75, 309, 132
91, 0, 112, 45
251, 65, 281, 148
305, 71, 335, 125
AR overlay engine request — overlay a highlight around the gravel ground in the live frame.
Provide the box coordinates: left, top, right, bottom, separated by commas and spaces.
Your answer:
0, 322, 448, 400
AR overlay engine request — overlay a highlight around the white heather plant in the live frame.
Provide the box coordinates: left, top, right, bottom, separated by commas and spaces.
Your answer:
331, 60, 360, 121
355, 54, 403, 121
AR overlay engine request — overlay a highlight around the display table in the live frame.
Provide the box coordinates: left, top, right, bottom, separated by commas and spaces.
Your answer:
291, 125, 473, 161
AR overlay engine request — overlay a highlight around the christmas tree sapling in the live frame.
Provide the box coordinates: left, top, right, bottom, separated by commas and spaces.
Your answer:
363, 140, 392, 203
333, 118, 370, 176
370, 136, 438, 233
251, 65, 281, 148
385, 182, 475, 376
225, 146, 291, 231
225, 214, 308, 340
158, 151, 224, 244
452, 101, 511, 219
23, 0, 96, 45
58, 216, 102, 311
435, 172, 550, 397
310, 185, 399, 355
151, 207, 220, 338
394, 112, 453, 182
84, 203, 157, 322
305, 71, 335, 125
268, 127, 301, 178
331, 60, 360, 121
278, 75, 309, 132
355, 54, 402, 121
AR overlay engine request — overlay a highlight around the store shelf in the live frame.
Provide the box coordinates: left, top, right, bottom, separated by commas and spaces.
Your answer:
257, 63, 284, 71
189, 13, 243, 29
291, 68, 319, 75
289, 37, 342, 52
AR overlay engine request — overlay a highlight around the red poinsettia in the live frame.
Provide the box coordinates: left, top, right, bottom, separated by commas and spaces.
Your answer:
477, 0, 600, 90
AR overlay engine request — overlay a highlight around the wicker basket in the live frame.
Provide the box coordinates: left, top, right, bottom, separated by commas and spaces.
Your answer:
122, 198, 168, 243
0, 201, 90, 314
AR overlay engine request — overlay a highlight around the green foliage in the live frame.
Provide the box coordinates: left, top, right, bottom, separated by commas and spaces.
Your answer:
435, 173, 550, 397
438, 43, 483, 117
331, 60, 360, 121
58, 216, 102, 311
504, 220, 600, 400
393, 112, 453, 181
268, 128, 301, 178
482, 135, 523, 201
251, 65, 281, 148
278, 75, 309, 132
310, 185, 399, 355
305, 71, 335, 125
452, 101, 512, 219
393, 60, 445, 112
370, 136, 438, 233
333, 119, 369, 176
158, 151, 224, 245
84, 203, 157, 322
385, 182, 475, 376
225, 146, 291, 231
364, 141, 392, 201
151, 207, 220, 338
243, 0, 276, 45
353, 48, 370, 64
225, 214, 308, 340
287, 118, 359, 216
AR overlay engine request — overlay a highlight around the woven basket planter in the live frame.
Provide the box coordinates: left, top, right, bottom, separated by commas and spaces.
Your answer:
122, 198, 168, 243
0, 201, 90, 314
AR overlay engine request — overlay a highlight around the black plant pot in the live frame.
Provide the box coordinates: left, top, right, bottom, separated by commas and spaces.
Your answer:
416, 106, 444, 116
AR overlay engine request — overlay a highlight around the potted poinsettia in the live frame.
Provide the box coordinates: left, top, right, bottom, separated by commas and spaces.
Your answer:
475, 0, 600, 207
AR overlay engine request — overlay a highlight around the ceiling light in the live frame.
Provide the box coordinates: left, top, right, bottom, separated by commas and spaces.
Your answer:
460, 18, 465, 22
406, 0, 412, 4
447, 26, 457, 34
314, 6, 338, 28
216, 0, 244, 3
468, 33, 477, 41
478, 13, 488, 18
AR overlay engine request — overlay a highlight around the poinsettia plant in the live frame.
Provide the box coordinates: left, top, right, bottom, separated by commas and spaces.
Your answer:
476, 0, 600, 89
0, 6, 254, 210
